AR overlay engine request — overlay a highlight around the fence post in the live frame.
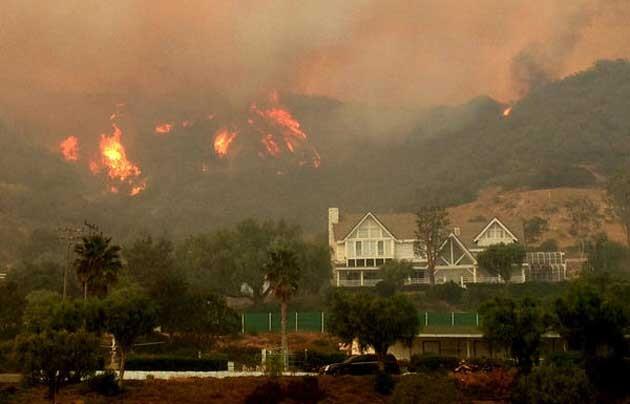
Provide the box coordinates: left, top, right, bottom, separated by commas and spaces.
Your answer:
451, 312, 455, 326
424, 312, 429, 327
321, 312, 325, 333
268, 312, 272, 331
241, 313, 245, 334
295, 312, 299, 332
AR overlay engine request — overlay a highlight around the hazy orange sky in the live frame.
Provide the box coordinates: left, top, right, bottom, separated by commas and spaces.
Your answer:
2, 0, 630, 107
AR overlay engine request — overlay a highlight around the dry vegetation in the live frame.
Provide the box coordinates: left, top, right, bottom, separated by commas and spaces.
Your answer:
448, 186, 625, 248
6, 376, 387, 404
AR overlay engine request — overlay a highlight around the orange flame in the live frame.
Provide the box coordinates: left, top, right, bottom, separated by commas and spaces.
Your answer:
213, 128, 237, 158
60, 136, 79, 161
90, 123, 145, 195
503, 107, 512, 117
155, 123, 173, 134
261, 134, 281, 157
248, 90, 320, 167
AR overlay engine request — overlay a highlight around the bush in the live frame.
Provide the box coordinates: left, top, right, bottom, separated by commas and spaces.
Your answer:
375, 280, 397, 297
511, 365, 595, 404
408, 355, 459, 373
0, 340, 18, 373
218, 345, 262, 369
546, 351, 583, 368
286, 376, 325, 403
455, 368, 516, 400
87, 371, 120, 396
391, 374, 459, 404
467, 357, 511, 370
374, 370, 395, 395
125, 355, 228, 371
245, 380, 283, 404
301, 350, 347, 372
426, 282, 463, 305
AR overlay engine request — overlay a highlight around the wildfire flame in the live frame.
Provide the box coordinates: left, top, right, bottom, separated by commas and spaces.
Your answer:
155, 123, 173, 134
60, 136, 79, 161
90, 123, 145, 196
247, 90, 320, 167
503, 107, 512, 117
213, 128, 237, 158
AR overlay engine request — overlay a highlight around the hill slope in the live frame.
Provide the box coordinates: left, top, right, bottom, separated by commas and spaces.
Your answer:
3, 60, 630, 263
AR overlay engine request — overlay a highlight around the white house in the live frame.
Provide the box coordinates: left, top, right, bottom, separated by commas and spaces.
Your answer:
328, 207, 566, 287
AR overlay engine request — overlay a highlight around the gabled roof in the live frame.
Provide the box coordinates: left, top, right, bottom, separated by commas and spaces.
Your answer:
340, 212, 396, 241
333, 212, 417, 241
472, 217, 519, 243
332, 210, 523, 249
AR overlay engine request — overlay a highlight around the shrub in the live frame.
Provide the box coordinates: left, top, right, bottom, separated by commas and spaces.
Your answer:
263, 352, 284, 377
546, 351, 583, 368
218, 345, 261, 369
374, 370, 395, 395
408, 355, 459, 373
286, 376, 325, 403
455, 368, 516, 400
511, 365, 595, 404
125, 355, 228, 371
467, 357, 511, 370
87, 371, 120, 396
426, 282, 463, 305
0, 340, 18, 373
375, 280, 397, 297
391, 374, 459, 404
245, 380, 283, 404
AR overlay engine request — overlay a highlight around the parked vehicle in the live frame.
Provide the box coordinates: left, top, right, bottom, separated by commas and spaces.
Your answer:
320, 354, 400, 375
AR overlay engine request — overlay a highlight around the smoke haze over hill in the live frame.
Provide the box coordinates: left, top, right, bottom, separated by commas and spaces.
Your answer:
2, 0, 630, 109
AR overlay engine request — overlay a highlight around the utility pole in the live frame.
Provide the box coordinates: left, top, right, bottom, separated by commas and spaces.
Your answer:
57, 225, 84, 301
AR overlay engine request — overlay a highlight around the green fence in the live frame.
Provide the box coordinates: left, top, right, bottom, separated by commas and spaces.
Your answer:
242, 312, 325, 334
241, 312, 480, 334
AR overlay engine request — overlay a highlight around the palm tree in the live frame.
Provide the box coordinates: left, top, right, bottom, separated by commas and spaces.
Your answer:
262, 239, 301, 370
74, 234, 123, 300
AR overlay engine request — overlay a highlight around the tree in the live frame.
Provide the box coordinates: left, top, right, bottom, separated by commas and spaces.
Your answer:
124, 235, 176, 285
14, 329, 100, 403
476, 243, 526, 284
376, 260, 414, 296
104, 287, 157, 387
180, 292, 240, 352
262, 239, 301, 369
554, 283, 627, 359
328, 291, 419, 368
0, 281, 24, 339
607, 170, 630, 247
74, 234, 123, 300
480, 297, 547, 373
414, 206, 450, 286
565, 197, 602, 257
583, 234, 630, 273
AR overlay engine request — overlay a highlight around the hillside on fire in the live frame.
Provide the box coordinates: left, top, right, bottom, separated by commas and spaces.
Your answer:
2, 59, 630, 262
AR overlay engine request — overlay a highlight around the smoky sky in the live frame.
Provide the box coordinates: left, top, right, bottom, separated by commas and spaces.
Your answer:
2, 0, 630, 107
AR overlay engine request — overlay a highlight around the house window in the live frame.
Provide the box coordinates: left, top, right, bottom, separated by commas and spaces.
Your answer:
356, 259, 366, 267
348, 259, 356, 267
375, 258, 384, 266
366, 259, 375, 267
355, 241, 362, 257
377, 240, 384, 256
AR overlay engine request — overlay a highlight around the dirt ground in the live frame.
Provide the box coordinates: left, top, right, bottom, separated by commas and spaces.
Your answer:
5, 376, 387, 404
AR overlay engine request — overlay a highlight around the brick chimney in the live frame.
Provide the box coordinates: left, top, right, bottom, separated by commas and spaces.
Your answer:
328, 207, 339, 250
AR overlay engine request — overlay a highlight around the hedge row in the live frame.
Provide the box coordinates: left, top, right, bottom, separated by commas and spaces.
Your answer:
125, 355, 228, 371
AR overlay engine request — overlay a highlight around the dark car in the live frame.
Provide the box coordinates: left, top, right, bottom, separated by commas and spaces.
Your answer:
320, 354, 400, 375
